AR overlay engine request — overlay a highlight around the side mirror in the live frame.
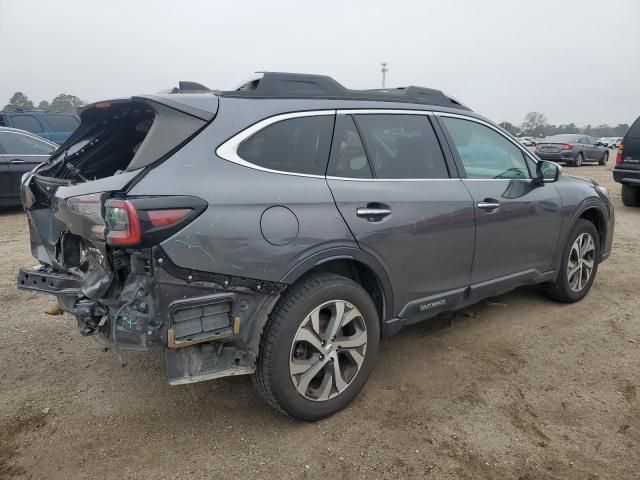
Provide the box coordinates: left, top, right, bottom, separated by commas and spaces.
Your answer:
534, 160, 560, 185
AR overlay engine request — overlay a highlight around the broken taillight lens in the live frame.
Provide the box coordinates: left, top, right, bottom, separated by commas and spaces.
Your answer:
104, 199, 141, 245
66, 193, 103, 221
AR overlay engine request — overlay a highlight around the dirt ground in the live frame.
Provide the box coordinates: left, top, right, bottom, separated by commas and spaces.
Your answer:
1, 163, 638, 479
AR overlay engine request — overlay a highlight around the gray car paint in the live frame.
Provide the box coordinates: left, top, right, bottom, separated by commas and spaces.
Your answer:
17, 91, 615, 384
130, 96, 614, 318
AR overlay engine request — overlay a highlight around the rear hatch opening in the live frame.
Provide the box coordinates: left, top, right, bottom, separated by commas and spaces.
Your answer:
35, 97, 210, 186
38, 100, 155, 182
20, 94, 215, 295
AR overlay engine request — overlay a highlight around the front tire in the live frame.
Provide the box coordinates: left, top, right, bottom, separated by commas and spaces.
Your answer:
599, 151, 608, 165
253, 273, 380, 421
544, 219, 600, 303
621, 184, 640, 207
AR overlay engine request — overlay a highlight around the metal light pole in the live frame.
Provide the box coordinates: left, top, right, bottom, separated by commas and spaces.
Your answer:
381, 62, 388, 88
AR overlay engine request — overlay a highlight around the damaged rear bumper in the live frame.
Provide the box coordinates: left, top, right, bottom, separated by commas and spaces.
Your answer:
18, 267, 83, 295
17, 246, 286, 384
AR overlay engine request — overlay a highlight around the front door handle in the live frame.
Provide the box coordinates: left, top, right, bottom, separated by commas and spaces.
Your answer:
477, 200, 500, 210
10, 159, 26, 164
356, 204, 391, 222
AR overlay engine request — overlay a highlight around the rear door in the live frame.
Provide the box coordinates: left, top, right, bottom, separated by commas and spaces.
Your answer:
0, 140, 11, 204
0, 130, 56, 197
586, 136, 600, 160
577, 136, 591, 160
437, 114, 562, 300
327, 111, 475, 320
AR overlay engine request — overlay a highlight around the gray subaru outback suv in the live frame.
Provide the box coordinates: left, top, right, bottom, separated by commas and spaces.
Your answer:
18, 73, 614, 420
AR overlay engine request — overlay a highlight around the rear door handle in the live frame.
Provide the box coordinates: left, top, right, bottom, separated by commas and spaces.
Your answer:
356, 204, 391, 221
10, 159, 26, 164
477, 201, 500, 210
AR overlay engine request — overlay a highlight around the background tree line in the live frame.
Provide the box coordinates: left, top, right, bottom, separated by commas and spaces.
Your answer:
3, 91, 84, 114
3, 93, 631, 138
499, 112, 629, 139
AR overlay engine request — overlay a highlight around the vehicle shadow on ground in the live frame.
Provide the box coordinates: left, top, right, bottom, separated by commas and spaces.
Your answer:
100, 284, 553, 428
0, 206, 24, 216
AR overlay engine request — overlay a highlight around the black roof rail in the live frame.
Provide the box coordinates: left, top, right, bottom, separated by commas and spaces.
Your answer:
160, 81, 213, 94
219, 72, 470, 110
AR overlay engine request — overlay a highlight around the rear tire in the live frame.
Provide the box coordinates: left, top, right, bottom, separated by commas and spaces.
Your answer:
621, 184, 640, 207
544, 219, 600, 303
599, 152, 608, 165
253, 273, 380, 421
573, 152, 584, 167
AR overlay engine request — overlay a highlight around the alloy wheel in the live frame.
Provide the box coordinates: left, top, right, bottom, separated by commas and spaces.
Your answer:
289, 300, 368, 402
567, 233, 596, 292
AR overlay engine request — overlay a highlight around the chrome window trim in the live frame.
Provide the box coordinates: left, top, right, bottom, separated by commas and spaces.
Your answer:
215, 108, 541, 181
327, 176, 458, 182
337, 109, 432, 116
333, 108, 459, 181
434, 111, 541, 166
215, 110, 335, 179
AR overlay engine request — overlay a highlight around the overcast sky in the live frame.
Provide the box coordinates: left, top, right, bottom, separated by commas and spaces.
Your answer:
1, 0, 638, 126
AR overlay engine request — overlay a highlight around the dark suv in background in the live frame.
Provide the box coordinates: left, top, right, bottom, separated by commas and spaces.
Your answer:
613, 116, 640, 206
17, 73, 614, 420
0, 110, 79, 143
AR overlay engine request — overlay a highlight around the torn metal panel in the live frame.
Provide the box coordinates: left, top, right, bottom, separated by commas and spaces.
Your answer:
166, 344, 255, 385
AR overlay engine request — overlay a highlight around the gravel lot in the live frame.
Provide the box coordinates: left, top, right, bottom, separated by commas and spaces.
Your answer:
1, 163, 638, 479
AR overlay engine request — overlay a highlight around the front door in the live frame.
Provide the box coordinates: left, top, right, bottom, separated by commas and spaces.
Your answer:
327, 112, 476, 320
437, 115, 562, 299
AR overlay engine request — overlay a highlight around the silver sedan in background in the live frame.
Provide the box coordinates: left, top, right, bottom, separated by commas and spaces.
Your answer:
535, 134, 609, 166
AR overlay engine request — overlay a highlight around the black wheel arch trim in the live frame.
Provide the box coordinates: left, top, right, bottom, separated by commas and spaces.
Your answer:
280, 246, 395, 322
552, 199, 610, 274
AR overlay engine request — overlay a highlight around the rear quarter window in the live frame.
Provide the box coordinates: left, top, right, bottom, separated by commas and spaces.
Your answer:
44, 113, 79, 132
237, 116, 333, 176
10, 115, 44, 133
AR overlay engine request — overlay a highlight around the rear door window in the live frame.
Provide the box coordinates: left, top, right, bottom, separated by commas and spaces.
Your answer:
440, 116, 530, 179
44, 113, 79, 132
353, 114, 449, 179
0, 131, 56, 155
10, 115, 45, 134
237, 115, 333, 176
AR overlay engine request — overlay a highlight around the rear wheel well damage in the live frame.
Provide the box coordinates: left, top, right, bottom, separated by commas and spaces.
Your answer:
302, 259, 386, 327
249, 259, 387, 355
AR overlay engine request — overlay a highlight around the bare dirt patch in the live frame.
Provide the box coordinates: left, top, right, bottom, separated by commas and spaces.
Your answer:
0, 165, 638, 479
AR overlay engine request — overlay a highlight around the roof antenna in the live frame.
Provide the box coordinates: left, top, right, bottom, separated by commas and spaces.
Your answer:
381, 62, 388, 88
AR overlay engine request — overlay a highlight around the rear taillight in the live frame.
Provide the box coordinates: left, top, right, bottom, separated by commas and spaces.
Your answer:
69, 195, 206, 246
105, 199, 141, 245
616, 144, 623, 164
147, 209, 191, 227
105, 197, 206, 246
562, 143, 573, 150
